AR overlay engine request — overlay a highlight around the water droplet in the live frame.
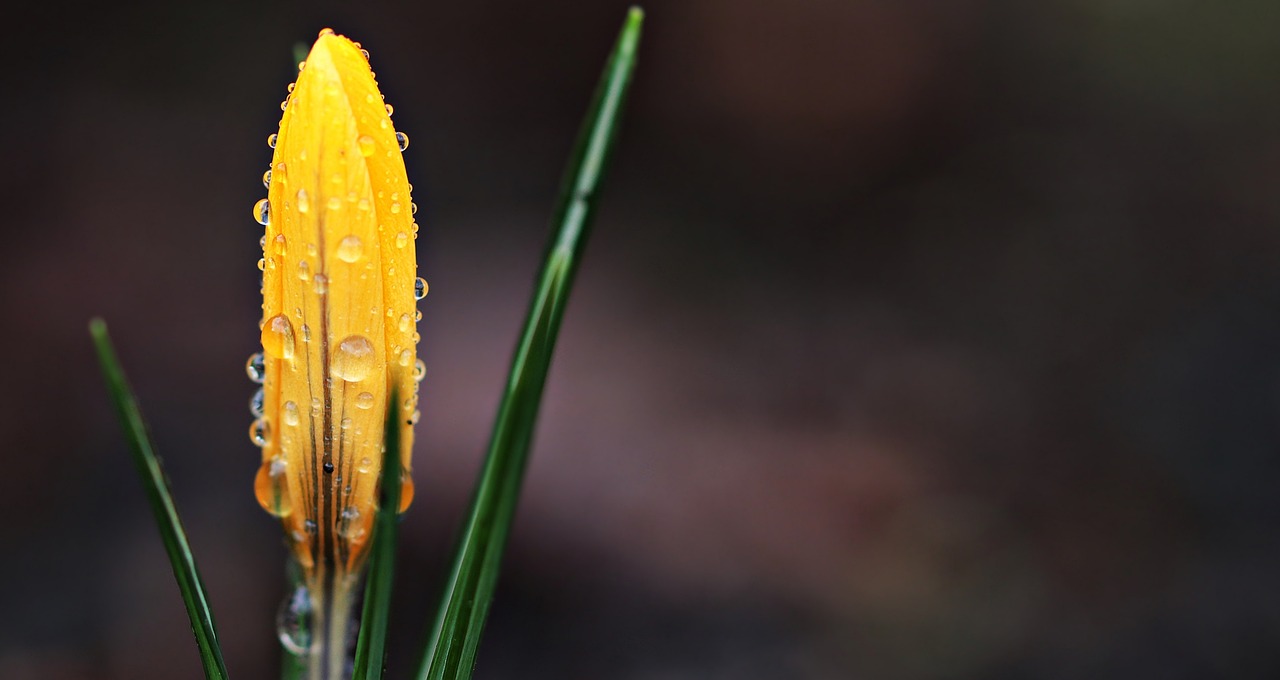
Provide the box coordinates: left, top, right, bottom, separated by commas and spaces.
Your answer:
413, 359, 426, 382
246, 352, 266, 383
411, 202, 418, 215
331, 335, 375, 382
390, 202, 401, 214
298, 260, 310, 281
399, 472, 415, 512
398, 349, 413, 367
385, 103, 394, 116
250, 387, 265, 417
261, 314, 296, 360
311, 397, 323, 416
297, 60, 307, 71
358, 457, 373, 474
267, 133, 278, 148
409, 409, 421, 424
253, 198, 270, 225
340, 417, 352, 431
249, 417, 271, 447
313, 273, 328, 295
260, 235, 267, 250
357, 198, 371, 212
287, 82, 295, 93
414, 277, 428, 300
398, 313, 412, 333
395, 231, 409, 249
336, 235, 363, 263
318, 28, 335, 37
355, 392, 375, 410
275, 583, 312, 655
395, 131, 409, 151
262, 169, 272, 188
283, 401, 300, 426
257, 258, 266, 271
357, 134, 376, 157
323, 462, 335, 474
272, 233, 287, 255
326, 196, 342, 211
415, 309, 423, 322
280, 98, 290, 112
295, 188, 310, 214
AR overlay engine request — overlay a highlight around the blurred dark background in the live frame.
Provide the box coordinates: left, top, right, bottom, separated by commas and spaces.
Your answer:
4, 0, 1280, 678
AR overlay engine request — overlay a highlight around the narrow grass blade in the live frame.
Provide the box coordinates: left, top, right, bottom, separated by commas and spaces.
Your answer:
88, 318, 230, 680
351, 386, 404, 680
416, 8, 645, 680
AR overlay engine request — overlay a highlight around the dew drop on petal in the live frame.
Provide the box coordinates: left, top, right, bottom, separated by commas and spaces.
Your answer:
261, 314, 297, 360
395, 131, 409, 151
283, 400, 300, 426
275, 583, 312, 655
327, 196, 342, 211
395, 232, 408, 249
355, 392, 375, 410
414, 277, 428, 300
267, 133, 278, 148
246, 352, 266, 383
331, 335, 375, 382
295, 188, 310, 214
249, 417, 271, 447
253, 198, 270, 226
250, 387, 265, 417
385, 103, 394, 116
399, 473, 415, 512
262, 169, 272, 188
298, 260, 311, 281
313, 274, 328, 295
398, 349, 413, 367
413, 359, 426, 382
357, 135, 376, 157
336, 235, 363, 263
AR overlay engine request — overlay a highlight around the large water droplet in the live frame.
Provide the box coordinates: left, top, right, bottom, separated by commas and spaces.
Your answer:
413, 359, 426, 382
385, 103, 395, 116
283, 400, 300, 427
395, 131, 409, 151
331, 335, 375, 382
414, 277, 428, 300
253, 198, 270, 226
262, 169, 272, 188
267, 133, 278, 148
336, 235, 363, 263
275, 583, 312, 655
398, 349, 412, 367
246, 352, 266, 383
355, 392, 375, 410
398, 313, 412, 333
261, 314, 296, 360
357, 135, 376, 157
250, 387, 265, 417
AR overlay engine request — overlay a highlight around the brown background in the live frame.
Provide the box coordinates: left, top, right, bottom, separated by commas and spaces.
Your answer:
3, 0, 1280, 678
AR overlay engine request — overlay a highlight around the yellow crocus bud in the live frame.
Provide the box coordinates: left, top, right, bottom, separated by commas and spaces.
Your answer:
245, 30, 424, 673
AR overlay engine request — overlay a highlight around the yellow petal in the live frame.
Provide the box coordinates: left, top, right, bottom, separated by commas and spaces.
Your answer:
253, 29, 422, 578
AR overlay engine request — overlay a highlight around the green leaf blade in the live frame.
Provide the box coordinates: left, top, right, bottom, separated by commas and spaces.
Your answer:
351, 386, 405, 680
89, 318, 230, 680
417, 8, 645, 680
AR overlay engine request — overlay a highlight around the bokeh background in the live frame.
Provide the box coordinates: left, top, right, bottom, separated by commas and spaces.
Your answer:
4, 0, 1280, 678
